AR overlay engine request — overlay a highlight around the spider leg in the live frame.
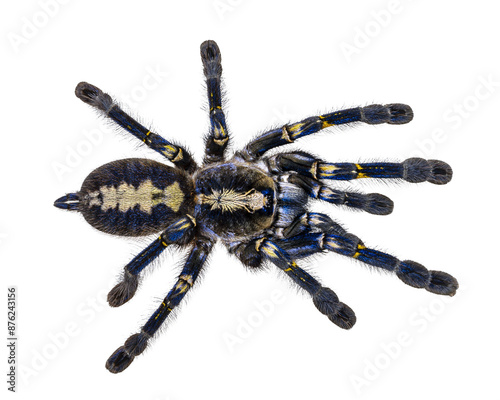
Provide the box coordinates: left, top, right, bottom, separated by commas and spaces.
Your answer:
275, 217, 458, 297
201, 40, 230, 164
256, 238, 356, 329
270, 152, 453, 185
287, 173, 394, 215
107, 215, 196, 307
74, 82, 197, 173
239, 104, 413, 160
106, 236, 213, 373
281, 212, 348, 239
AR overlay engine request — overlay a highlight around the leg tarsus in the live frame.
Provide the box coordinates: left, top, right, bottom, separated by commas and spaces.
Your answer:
288, 174, 394, 215
396, 260, 458, 296
106, 331, 151, 373
403, 158, 453, 184
257, 239, 356, 329
75, 82, 113, 112
106, 346, 134, 374
361, 103, 413, 125
363, 193, 394, 215
313, 287, 356, 329
200, 40, 222, 78
108, 271, 139, 307
428, 160, 453, 185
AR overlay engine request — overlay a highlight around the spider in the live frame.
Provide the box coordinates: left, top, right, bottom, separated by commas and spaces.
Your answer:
54, 40, 458, 373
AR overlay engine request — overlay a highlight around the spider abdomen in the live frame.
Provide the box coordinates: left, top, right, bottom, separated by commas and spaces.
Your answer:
77, 158, 194, 236
194, 162, 275, 240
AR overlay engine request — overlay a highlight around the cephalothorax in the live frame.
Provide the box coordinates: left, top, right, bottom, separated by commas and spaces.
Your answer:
54, 40, 458, 373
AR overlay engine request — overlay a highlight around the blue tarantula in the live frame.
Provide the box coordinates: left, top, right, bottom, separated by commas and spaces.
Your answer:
54, 40, 458, 373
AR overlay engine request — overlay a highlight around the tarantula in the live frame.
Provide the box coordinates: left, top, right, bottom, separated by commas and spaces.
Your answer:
54, 40, 458, 373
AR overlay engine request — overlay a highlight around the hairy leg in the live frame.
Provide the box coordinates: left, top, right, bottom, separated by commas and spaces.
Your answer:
287, 174, 394, 215
201, 40, 230, 164
107, 215, 196, 307
106, 236, 213, 373
269, 152, 452, 185
275, 216, 458, 296
239, 103, 413, 160
75, 82, 197, 173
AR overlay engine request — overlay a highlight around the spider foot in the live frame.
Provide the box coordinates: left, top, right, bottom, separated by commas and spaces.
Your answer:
427, 160, 453, 185
403, 158, 453, 185
361, 104, 413, 125
396, 260, 459, 296
363, 193, 394, 215
106, 346, 134, 373
200, 40, 222, 78
75, 81, 113, 112
106, 332, 149, 373
313, 287, 356, 329
338, 191, 394, 215
107, 272, 139, 307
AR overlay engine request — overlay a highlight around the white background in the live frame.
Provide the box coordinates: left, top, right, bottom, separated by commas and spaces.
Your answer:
2, 0, 499, 399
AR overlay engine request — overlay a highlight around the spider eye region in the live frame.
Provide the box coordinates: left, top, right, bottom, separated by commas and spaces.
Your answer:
194, 163, 275, 239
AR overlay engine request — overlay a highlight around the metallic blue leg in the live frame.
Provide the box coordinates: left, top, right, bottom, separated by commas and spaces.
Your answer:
201, 40, 229, 164
75, 82, 197, 173
270, 152, 452, 185
288, 174, 394, 215
240, 104, 413, 160
256, 238, 356, 329
106, 236, 213, 373
107, 216, 196, 307
276, 218, 458, 297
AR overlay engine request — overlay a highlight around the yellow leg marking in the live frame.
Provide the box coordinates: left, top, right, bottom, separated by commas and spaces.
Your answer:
281, 126, 293, 143
155, 301, 172, 319
355, 164, 368, 179
142, 130, 152, 143
353, 243, 366, 259
320, 112, 344, 129
213, 120, 227, 140
186, 214, 196, 226
162, 144, 177, 159
261, 241, 281, 259
318, 164, 340, 179
213, 136, 229, 145
254, 237, 266, 252
319, 114, 331, 129
172, 148, 184, 162
309, 161, 318, 180
284, 261, 298, 272
287, 123, 305, 139
179, 274, 194, 287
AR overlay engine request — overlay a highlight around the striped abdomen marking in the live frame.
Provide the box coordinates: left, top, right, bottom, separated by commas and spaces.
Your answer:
88, 180, 185, 214
79, 158, 194, 236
